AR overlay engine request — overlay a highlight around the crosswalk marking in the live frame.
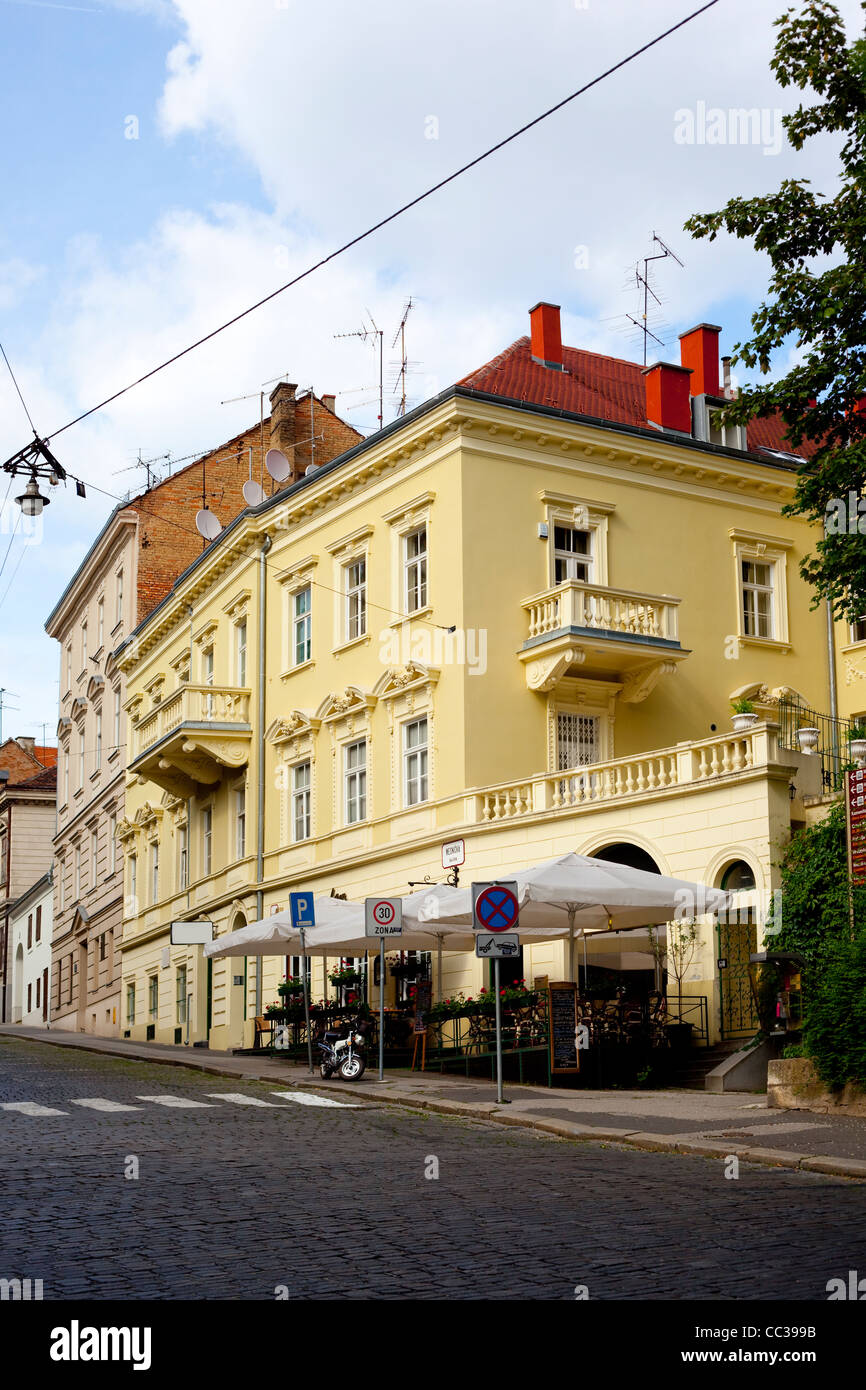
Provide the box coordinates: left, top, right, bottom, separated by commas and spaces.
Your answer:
1, 1101, 68, 1116
205, 1092, 279, 1107
69, 1098, 142, 1112
135, 1095, 214, 1109
271, 1090, 360, 1109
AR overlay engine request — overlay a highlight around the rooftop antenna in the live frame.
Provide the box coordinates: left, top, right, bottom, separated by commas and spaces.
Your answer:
113, 451, 171, 492
391, 297, 415, 417
0, 688, 20, 744
220, 372, 292, 484
335, 316, 384, 431
632, 231, 684, 366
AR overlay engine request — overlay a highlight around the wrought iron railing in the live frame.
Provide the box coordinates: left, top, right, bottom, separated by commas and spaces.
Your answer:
776, 698, 852, 793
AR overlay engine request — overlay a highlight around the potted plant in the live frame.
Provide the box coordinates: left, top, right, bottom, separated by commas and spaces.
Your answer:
328, 966, 362, 988
730, 697, 760, 732
277, 976, 306, 998
847, 725, 866, 765
796, 720, 820, 754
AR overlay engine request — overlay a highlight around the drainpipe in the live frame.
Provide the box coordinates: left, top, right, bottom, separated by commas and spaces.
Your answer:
255, 533, 272, 1015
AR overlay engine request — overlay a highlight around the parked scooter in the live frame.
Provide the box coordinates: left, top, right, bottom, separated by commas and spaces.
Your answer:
317, 1013, 373, 1081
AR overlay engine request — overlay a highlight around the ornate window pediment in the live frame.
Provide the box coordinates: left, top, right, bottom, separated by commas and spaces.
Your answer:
71, 696, 88, 719
125, 692, 145, 724
316, 686, 377, 723
169, 649, 191, 683
56, 716, 72, 741
276, 555, 319, 593
116, 817, 139, 845
222, 588, 251, 622
135, 801, 164, 833
373, 663, 441, 700
192, 620, 218, 649
266, 711, 322, 744
144, 674, 165, 707
325, 525, 374, 564
86, 674, 105, 701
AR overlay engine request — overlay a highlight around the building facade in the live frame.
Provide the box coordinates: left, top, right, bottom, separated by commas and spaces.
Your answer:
45, 384, 360, 1034
113, 305, 838, 1052
8, 870, 53, 1025
0, 760, 57, 1022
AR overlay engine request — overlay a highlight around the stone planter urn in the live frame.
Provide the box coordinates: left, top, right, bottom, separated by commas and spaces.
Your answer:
797, 727, 819, 754
731, 712, 760, 733
849, 738, 866, 765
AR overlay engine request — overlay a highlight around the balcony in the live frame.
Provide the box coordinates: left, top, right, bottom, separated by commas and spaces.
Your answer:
519, 580, 688, 697
128, 683, 252, 798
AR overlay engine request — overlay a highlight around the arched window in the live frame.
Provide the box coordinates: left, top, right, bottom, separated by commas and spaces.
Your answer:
592, 843, 662, 875
720, 860, 756, 893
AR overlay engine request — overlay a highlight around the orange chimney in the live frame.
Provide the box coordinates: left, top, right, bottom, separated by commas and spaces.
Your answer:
642, 362, 693, 434
678, 323, 722, 397
529, 302, 563, 368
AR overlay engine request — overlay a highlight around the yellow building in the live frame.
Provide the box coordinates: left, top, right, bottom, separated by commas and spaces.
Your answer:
114, 307, 841, 1053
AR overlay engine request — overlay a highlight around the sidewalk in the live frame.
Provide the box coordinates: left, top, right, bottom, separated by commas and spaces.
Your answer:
4, 1023, 866, 1180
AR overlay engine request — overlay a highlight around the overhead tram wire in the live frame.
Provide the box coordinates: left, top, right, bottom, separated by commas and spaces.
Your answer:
31, 0, 720, 449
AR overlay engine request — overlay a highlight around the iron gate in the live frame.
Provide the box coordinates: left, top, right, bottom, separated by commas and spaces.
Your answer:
718, 917, 758, 1039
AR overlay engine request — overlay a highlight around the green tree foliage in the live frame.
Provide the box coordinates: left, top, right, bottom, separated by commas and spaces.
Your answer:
802, 934, 866, 1086
685, 1, 866, 620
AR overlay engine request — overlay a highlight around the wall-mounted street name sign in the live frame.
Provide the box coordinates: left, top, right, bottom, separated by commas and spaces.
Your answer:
170, 921, 213, 946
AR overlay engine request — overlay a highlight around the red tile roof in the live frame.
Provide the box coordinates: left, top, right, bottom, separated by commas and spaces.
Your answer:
458, 336, 811, 460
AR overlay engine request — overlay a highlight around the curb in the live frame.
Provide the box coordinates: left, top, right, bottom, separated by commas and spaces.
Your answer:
4, 1028, 866, 1181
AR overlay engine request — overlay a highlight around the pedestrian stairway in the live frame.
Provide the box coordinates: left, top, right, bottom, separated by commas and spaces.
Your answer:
664, 1040, 744, 1090
0, 1090, 361, 1116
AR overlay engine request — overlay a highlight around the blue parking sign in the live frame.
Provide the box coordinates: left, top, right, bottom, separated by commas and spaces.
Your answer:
289, 891, 315, 930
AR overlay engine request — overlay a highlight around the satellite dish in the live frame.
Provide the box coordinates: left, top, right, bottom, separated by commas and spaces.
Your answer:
304, 463, 319, 477
242, 479, 265, 506
265, 448, 291, 483
195, 508, 222, 541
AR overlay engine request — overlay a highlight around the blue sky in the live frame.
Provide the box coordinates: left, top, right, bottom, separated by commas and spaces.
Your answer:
0, 0, 856, 743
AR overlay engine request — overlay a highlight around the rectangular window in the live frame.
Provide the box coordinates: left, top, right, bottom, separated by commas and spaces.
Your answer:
148, 974, 158, 1020
36, 976, 41, 1009
741, 559, 774, 639
293, 586, 312, 665
81, 621, 87, 667
90, 829, 98, 886
404, 527, 428, 613
127, 982, 135, 1025
114, 687, 122, 752
292, 762, 311, 842
116, 570, 123, 627
108, 812, 117, 875
95, 711, 102, 768
176, 965, 188, 1025
852, 616, 866, 644
151, 841, 159, 904
344, 740, 367, 824
235, 788, 246, 859
557, 712, 600, 769
97, 597, 104, 650
179, 823, 188, 890
28, 983, 32, 1013
554, 525, 592, 584
68, 953, 73, 1005
65, 644, 72, 690
289, 954, 312, 988
344, 559, 366, 641
236, 619, 247, 686
27, 914, 32, 948
64, 752, 69, 805
79, 730, 85, 788
129, 853, 137, 908
74, 845, 81, 899
202, 808, 212, 877
99, 933, 107, 962
58, 860, 65, 911
403, 717, 429, 806
35, 905, 41, 942
203, 648, 214, 718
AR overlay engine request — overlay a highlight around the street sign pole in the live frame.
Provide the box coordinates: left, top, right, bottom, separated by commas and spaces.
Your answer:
378, 937, 385, 1083
493, 957, 504, 1104
299, 926, 314, 1074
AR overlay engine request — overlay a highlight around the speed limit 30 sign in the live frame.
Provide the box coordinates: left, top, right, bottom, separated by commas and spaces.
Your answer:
365, 897, 403, 937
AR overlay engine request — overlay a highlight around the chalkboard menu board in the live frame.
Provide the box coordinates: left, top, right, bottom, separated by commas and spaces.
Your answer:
548, 980, 579, 1073
413, 981, 433, 1034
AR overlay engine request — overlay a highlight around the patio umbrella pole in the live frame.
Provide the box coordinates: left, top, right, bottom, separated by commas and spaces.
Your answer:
436, 935, 443, 1002
568, 907, 576, 983
299, 927, 314, 1075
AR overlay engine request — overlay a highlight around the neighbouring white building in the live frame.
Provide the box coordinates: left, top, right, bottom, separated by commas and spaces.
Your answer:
9, 870, 53, 1025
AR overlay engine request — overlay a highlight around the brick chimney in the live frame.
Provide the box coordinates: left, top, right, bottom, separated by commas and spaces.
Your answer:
529, 302, 563, 369
17, 736, 35, 754
678, 323, 722, 397
642, 362, 693, 434
321, 393, 336, 414
269, 381, 298, 481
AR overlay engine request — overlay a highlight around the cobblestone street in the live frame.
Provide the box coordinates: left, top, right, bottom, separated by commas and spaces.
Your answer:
2, 1036, 866, 1301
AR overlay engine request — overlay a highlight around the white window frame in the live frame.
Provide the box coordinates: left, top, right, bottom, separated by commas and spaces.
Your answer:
293, 586, 312, 666
403, 717, 429, 807
115, 569, 123, 628
90, 828, 98, 886
113, 686, 122, 752
178, 823, 188, 890
404, 527, 428, 614
148, 974, 158, 1021
540, 492, 614, 590
235, 619, 247, 687
150, 840, 159, 905
344, 558, 367, 642
81, 621, 87, 668
127, 982, 136, 1026
108, 812, 117, 875
74, 844, 81, 899
176, 965, 188, 1025
292, 761, 311, 842
95, 709, 102, 768
344, 739, 367, 825
730, 530, 791, 647
553, 523, 593, 584
78, 728, 85, 788
128, 852, 137, 908
97, 597, 104, 651
202, 807, 213, 877
235, 787, 246, 860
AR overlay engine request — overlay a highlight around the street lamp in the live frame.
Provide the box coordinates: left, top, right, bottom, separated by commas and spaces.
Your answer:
15, 476, 49, 517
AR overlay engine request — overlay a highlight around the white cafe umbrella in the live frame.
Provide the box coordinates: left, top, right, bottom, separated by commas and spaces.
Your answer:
203, 895, 366, 958
401, 852, 729, 982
